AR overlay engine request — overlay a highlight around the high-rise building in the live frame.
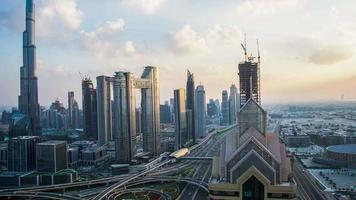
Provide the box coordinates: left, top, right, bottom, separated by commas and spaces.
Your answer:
82, 78, 98, 140
160, 102, 171, 124
68, 91, 75, 128
8, 113, 31, 138
209, 44, 296, 199
113, 72, 136, 163
186, 70, 196, 144
72, 101, 81, 129
18, 0, 41, 136
214, 99, 221, 116
207, 99, 218, 118
7, 136, 41, 172
228, 84, 239, 125
174, 89, 187, 150
36, 140, 67, 172
140, 66, 160, 156
195, 85, 206, 139
238, 59, 260, 107
221, 90, 229, 125
96, 76, 112, 145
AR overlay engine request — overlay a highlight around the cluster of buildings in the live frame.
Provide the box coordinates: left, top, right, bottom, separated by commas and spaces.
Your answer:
209, 43, 297, 200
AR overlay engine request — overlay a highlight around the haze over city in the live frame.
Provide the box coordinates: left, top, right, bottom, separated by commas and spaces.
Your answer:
1, 0, 356, 107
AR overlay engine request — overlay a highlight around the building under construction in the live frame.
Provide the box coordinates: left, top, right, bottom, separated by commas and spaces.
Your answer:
238, 38, 261, 107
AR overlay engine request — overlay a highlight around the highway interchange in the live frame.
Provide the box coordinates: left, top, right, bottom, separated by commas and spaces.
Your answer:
0, 125, 335, 200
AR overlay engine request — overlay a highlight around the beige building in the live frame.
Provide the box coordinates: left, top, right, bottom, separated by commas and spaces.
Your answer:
209, 99, 297, 200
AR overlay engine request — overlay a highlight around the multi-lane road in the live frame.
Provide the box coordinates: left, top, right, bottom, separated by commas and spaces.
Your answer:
294, 158, 336, 200
0, 126, 235, 200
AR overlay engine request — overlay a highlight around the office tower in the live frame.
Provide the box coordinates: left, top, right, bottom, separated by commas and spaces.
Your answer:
68, 91, 75, 128
82, 78, 98, 140
97, 76, 112, 145
214, 99, 221, 116
36, 140, 67, 172
7, 136, 41, 172
113, 72, 137, 163
174, 89, 187, 150
186, 70, 196, 144
228, 84, 238, 125
238, 48, 261, 107
221, 90, 229, 125
195, 85, 206, 138
1, 110, 11, 124
48, 99, 67, 130
140, 66, 161, 156
210, 44, 296, 199
8, 113, 31, 138
160, 102, 171, 124
72, 101, 80, 129
207, 99, 217, 118
18, 0, 41, 136
110, 66, 160, 162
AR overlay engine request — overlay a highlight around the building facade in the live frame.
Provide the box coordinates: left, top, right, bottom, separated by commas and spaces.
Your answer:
186, 70, 196, 144
82, 78, 98, 140
36, 140, 67, 172
195, 85, 206, 138
7, 136, 41, 172
174, 88, 187, 150
96, 76, 112, 145
18, 0, 41, 136
221, 90, 229, 125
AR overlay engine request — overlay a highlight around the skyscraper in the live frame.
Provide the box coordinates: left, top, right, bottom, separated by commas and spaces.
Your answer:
207, 99, 218, 118
160, 102, 171, 124
228, 84, 239, 125
209, 43, 296, 199
174, 88, 187, 150
68, 91, 75, 128
36, 140, 67, 172
195, 85, 206, 138
18, 0, 41, 136
82, 78, 98, 140
141, 66, 161, 156
221, 90, 229, 125
7, 136, 41, 172
96, 76, 112, 145
238, 57, 260, 107
113, 72, 136, 163
186, 70, 196, 144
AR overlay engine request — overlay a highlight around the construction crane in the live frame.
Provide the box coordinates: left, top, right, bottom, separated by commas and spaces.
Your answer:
241, 33, 247, 62
257, 39, 260, 64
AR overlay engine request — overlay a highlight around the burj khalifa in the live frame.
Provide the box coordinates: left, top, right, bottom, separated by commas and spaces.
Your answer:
18, 0, 41, 136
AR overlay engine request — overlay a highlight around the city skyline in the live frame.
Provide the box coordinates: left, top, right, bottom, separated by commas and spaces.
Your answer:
1, 0, 356, 107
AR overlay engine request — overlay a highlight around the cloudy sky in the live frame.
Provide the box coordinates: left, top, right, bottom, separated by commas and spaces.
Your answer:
1, 0, 356, 108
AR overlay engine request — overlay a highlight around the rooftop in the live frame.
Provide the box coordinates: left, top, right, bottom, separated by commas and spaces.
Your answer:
37, 140, 66, 145
327, 144, 356, 155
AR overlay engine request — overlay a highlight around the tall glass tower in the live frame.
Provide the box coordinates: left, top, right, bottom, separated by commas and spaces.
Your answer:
18, 0, 41, 136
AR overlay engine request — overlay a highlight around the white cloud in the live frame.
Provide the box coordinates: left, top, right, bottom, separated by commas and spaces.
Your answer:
169, 24, 242, 55
169, 25, 208, 54
124, 41, 136, 54
96, 19, 125, 36
120, 0, 167, 14
37, 0, 83, 38
79, 18, 128, 58
235, 0, 302, 16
